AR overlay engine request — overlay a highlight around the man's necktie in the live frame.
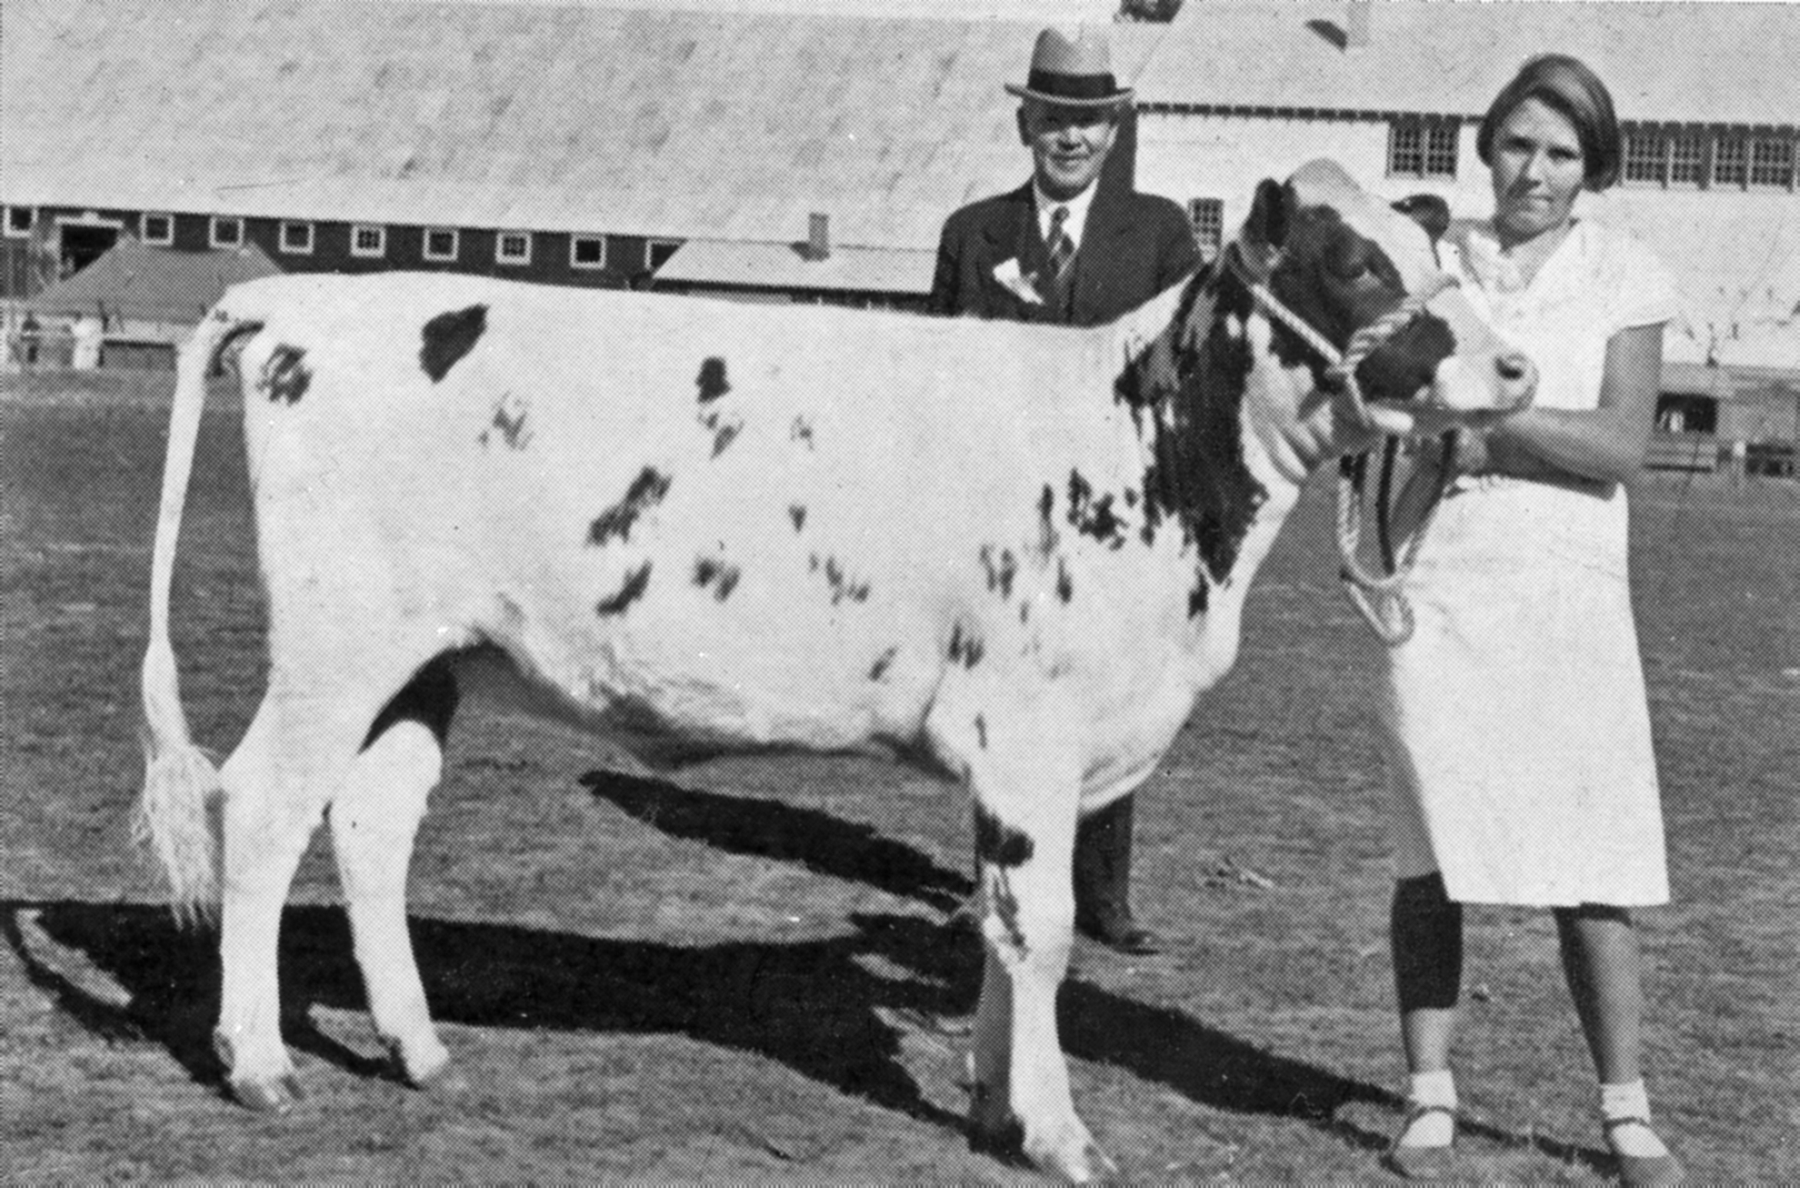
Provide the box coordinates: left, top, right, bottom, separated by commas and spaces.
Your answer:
1047, 205, 1075, 284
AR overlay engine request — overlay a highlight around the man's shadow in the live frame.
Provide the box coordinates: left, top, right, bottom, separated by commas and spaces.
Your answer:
5, 770, 1608, 1173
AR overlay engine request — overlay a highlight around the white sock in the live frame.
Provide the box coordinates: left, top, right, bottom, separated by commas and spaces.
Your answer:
1400, 1069, 1457, 1147
1601, 1080, 1669, 1158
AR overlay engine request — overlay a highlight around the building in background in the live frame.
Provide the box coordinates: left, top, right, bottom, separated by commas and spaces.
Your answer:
3, 0, 1792, 451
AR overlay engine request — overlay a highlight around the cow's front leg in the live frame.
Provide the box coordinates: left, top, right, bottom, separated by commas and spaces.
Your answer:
935, 689, 1115, 1183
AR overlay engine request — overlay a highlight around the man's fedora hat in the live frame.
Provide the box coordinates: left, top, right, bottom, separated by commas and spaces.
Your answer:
1005, 26, 1133, 108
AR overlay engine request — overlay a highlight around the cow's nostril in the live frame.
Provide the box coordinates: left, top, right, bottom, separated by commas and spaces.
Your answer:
1496, 352, 1529, 382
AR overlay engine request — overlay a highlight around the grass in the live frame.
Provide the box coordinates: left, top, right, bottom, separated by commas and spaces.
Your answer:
2, 377, 1795, 1181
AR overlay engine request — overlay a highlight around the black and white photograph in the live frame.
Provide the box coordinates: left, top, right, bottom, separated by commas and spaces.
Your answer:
2, 0, 1794, 1181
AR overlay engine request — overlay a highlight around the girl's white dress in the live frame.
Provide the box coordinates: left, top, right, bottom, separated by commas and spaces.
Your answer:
1381, 217, 1679, 907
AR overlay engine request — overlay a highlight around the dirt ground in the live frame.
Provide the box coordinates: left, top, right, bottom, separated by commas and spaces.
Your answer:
3, 373, 1796, 1182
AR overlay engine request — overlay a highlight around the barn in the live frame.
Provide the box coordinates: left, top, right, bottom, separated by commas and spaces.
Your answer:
2, 0, 1794, 466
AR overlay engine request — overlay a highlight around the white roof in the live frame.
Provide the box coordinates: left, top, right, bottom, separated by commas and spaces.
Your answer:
1135, 1, 1800, 127
654, 238, 936, 291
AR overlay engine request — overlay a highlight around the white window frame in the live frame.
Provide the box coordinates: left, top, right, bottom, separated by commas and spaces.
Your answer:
1622, 126, 1668, 186
1668, 131, 1706, 188
569, 233, 607, 270
1387, 119, 1457, 180
422, 227, 460, 262
496, 230, 532, 266
1186, 198, 1224, 262
647, 239, 682, 272
1712, 134, 1748, 189
209, 216, 244, 249
279, 221, 314, 255
1749, 135, 1796, 190
3, 205, 33, 237
350, 224, 387, 259
141, 212, 176, 246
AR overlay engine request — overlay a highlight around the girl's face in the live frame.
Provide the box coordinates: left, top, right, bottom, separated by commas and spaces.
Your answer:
1490, 96, 1587, 247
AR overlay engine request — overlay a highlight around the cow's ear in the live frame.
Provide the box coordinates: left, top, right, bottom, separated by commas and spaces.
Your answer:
1246, 179, 1289, 251
1392, 193, 1450, 243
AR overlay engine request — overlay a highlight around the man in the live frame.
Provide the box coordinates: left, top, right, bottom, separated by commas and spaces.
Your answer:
929, 26, 1201, 954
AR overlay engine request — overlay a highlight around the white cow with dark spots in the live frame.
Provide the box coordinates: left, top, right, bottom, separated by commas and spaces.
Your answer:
139, 160, 1533, 1182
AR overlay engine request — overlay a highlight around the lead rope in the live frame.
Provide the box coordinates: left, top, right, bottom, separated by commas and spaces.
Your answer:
1228, 247, 1459, 645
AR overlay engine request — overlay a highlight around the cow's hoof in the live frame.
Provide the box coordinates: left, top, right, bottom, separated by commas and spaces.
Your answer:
229, 1071, 304, 1112
1023, 1127, 1118, 1185
383, 1035, 455, 1091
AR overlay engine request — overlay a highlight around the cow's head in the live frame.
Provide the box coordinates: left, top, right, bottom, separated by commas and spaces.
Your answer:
1237, 158, 1535, 443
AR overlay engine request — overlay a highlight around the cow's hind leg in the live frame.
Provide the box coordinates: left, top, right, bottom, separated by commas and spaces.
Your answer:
330, 659, 459, 1089
212, 684, 365, 1110
930, 687, 1115, 1183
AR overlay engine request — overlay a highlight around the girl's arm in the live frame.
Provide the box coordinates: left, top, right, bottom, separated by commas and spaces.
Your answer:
1468, 323, 1666, 486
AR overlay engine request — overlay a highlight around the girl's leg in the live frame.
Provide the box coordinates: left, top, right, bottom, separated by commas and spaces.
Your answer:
1554, 905, 1680, 1179
1394, 872, 1463, 1073
1388, 872, 1464, 1166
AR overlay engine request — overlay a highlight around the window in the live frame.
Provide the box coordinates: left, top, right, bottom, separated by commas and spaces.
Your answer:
647, 239, 682, 271
1388, 119, 1458, 179
1668, 132, 1705, 187
496, 231, 531, 265
423, 227, 459, 262
279, 221, 314, 255
1713, 135, 1747, 188
1623, 127, 1668, 185
1186, 198, 1223, 262
351, 224, 386, 258
141, 213, 175, 245
3, 206, 32, 237
1750, 136, 1795, 189
570, 234, 606, 270
210, 216, 244, 248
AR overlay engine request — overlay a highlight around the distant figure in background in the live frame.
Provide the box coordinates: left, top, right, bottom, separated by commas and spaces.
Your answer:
70, 313, 103, 371
929, 25, 1200, 954
1375, 55, 1684, 1186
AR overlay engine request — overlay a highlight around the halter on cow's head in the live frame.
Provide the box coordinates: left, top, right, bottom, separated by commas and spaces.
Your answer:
1229, 158, 1536, 447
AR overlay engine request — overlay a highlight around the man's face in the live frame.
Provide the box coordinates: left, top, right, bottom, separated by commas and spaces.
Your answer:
1018, 99, 1119, 201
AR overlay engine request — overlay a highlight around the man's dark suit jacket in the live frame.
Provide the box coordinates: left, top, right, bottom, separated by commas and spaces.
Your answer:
927, 182, 1202, 326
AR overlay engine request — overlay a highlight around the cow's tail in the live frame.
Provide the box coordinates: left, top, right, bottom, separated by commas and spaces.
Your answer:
136, 308, 257, 925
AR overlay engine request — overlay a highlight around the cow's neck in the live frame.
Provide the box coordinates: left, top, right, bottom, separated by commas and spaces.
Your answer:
1110, 266, 1318, 605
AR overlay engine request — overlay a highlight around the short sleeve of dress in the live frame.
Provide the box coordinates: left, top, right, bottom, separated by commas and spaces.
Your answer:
1605, 229, 1679, 337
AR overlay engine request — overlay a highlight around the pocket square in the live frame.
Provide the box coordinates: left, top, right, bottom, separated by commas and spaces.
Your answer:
993, 257, 1044, 306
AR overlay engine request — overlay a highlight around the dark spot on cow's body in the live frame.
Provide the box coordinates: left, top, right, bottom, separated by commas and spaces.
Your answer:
820, 555, 871, 605
711, 420, 741, 458
596, 562, 653, 616
788, 504, 807, 532
419, 304, 487, 383
261, 344, 310, 405
1056, 558, 1073, 604
693, 555, 740, 601
1035, 483, 1059, 558
1066, 468, 1128, 550
974, 714, 989, 751
979, 546, 1018, 599
588, 468, 672, 547
974, 805, 1033, 868
1188, 578, 1209, 617
868, 646, 898, 682
478, 394, 530, 450
948, 623, 984, 669
790, 415, 815, 449
696, 356, 730, 403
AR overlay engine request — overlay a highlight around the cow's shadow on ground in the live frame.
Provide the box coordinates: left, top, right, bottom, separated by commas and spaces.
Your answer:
5, 772, 1607, 1173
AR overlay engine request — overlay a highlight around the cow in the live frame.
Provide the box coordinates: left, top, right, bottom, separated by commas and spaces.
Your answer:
138, 160, 1532, 1183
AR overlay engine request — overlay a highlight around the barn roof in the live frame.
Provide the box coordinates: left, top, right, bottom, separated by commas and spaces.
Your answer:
0, 0, 1163, 251
654, 238, 935, 293
1135, 1, 1800, 128
24, 238, 284, 321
